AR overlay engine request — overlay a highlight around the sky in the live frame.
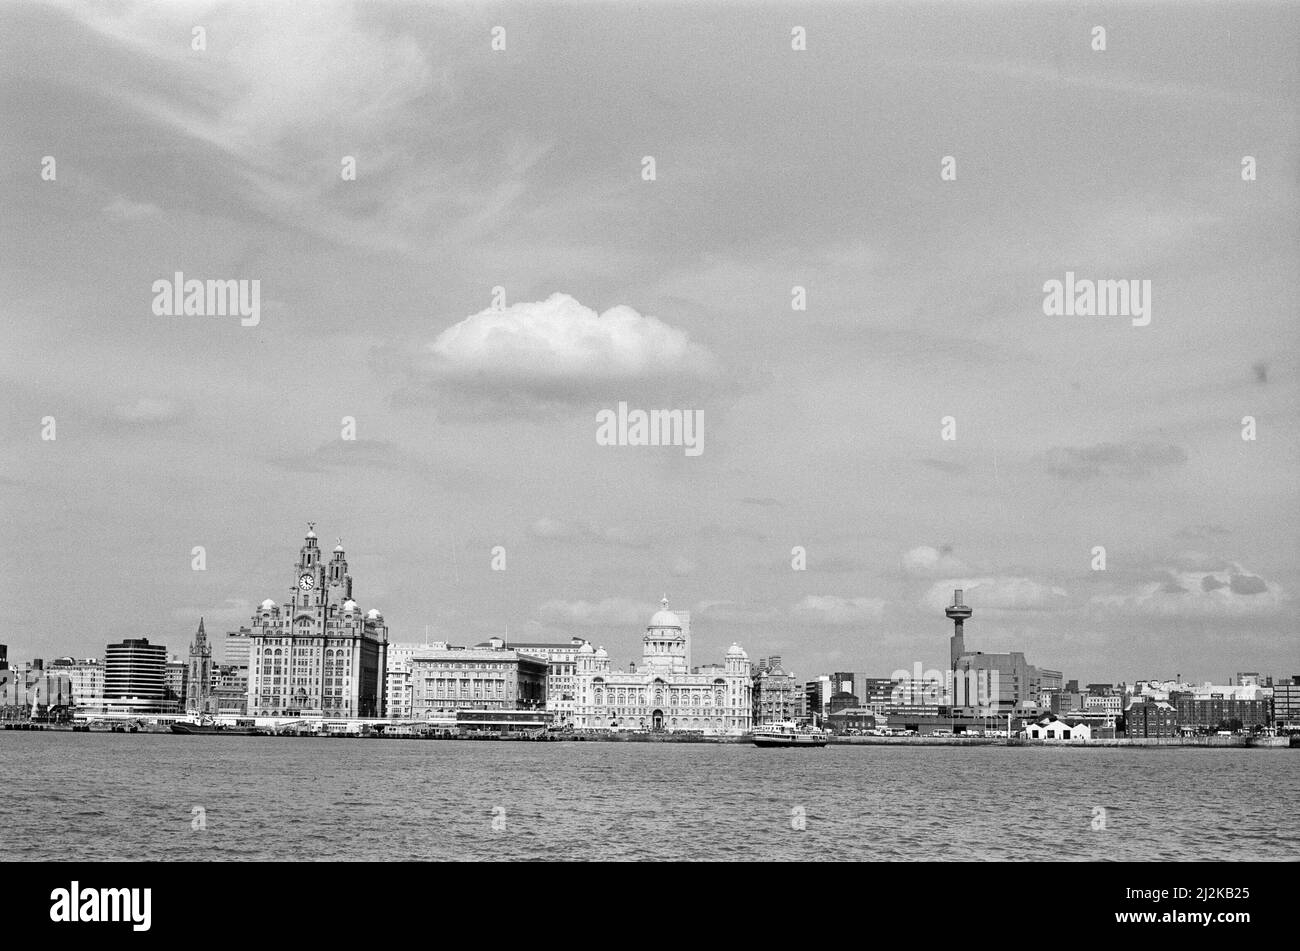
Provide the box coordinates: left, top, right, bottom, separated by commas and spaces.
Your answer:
1, 0, 1297, 685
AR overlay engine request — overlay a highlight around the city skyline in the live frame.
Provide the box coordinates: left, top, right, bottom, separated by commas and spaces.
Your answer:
3, 2, 1297, 685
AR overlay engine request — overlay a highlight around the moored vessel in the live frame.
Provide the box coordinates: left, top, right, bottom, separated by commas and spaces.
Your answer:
751, 720, 829, 747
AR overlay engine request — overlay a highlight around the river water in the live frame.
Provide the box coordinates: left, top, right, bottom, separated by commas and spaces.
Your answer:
3, 733, 1296, 860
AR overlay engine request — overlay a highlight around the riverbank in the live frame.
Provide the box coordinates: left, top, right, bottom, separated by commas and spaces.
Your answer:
6, 722, 1295, 747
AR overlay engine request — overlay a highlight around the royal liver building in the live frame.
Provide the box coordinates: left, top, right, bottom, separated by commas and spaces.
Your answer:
246, 525, 388, 718
573, 599, 752, 735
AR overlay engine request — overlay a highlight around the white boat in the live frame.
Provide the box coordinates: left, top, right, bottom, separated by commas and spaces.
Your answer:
751, 720, 829, 748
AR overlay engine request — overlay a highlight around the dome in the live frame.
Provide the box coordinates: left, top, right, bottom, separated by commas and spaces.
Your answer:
260, 598, 276, 611
366, 608, 382, 620
726, 642, 747, 659
306, 530, 317, 539
334, 544, 344, 553
594, 646, 608, 658
578, 642, 595, 654
343, 599, 358, 612
648, 596, 681, 629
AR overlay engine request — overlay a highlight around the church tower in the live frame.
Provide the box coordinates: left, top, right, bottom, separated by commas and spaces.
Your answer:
185, 617, 215, 715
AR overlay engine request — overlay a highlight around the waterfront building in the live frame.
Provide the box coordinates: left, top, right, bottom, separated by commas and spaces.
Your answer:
829, 671, 861, 703
510, 637, 587, 727
385, 641, 450, 720
860, 677, 895, 716
572, 599, 752, 735
103, 638, 170, 715
1271, 676, 1300, 729
184, 618, 216, 715
826, 708, 876, 734
946, 589, 1055, 714
805, 675, 832, 721
407, 642, 547, 718
1084, 694, 1123, 723
0, 666, 74, 718
752, 658, 801, 725
1125, 697, 1178, 737
213, 664, 248, 715
247, 525, 388, 718
1170, 694, 1271, 733
164, 656, 188, 709
44, 657, 104, 711
1026, 716, 1091, 740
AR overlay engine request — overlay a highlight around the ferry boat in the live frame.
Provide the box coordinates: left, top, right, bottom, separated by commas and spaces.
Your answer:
751, 720, 829, 748
171, 716, 262, 736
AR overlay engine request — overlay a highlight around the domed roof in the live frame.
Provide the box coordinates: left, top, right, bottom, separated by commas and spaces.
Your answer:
260, 598, 276, 611
343, 599, 358, 612
726, 642, 747, 659
334, 544, 344, 553
594, 646, 608, 658
366, 608, 382, 619
306, 530, 317, 539
578, 642, 594, 654
649, 596, 681, 629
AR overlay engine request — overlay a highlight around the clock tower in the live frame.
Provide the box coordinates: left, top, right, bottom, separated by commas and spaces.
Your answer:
247, 523, 388, 719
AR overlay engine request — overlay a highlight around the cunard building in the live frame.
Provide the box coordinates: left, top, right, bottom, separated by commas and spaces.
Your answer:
247, 525, 388, 718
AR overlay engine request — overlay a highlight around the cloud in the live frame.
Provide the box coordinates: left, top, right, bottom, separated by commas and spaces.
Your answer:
537, 598, 652, 627
1043, 442, 1187, 480
1089, 564, 1285, 617
923, 577, 1070, 613
902, 546, 969, 576
109, 397, 189, 425
791, 595, 886, 625
102, 196, 162, 220
424, 293, 717, 393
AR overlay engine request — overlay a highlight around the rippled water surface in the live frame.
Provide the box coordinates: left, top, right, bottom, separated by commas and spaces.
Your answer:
3, 733, 1296, 860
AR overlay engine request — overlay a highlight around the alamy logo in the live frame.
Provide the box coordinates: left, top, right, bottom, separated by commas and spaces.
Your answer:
1042, 271, 1151, 326
50, 882, 151, 932
595, 401, 703, 456
151, 271, 261, 326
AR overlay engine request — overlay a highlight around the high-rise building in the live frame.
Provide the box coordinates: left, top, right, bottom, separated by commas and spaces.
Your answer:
805, 675, 832, 721
247, 525, 388, 718
946, 589, 1053, 714
223, 627, 252, 668
165, 656, 188, 709
185, 617, 215, 715
103, 638, 169, 715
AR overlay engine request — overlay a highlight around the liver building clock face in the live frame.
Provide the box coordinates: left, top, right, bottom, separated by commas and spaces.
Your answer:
298, 573, 315, 590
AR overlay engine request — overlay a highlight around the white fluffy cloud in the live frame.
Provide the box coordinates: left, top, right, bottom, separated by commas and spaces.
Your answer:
428, 293, 717, 383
